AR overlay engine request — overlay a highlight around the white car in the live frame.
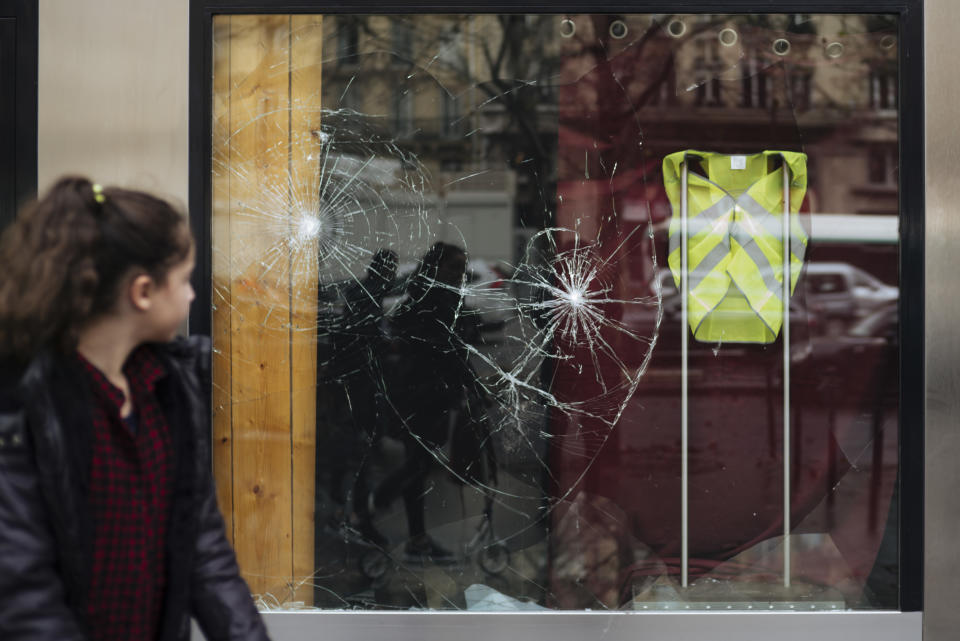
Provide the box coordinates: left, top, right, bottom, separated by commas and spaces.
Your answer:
802, 262, 898, 334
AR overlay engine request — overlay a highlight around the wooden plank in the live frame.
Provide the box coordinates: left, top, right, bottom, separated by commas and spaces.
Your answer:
228, 14, 294, 599
288, 13, 323, 606
210, 14, 234, 546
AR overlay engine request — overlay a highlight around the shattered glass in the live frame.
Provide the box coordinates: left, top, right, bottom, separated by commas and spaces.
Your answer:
210, 13, 900, 612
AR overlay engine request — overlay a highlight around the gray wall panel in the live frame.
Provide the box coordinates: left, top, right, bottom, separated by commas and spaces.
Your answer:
37, 0, 188, 199
925, 0, 960, 639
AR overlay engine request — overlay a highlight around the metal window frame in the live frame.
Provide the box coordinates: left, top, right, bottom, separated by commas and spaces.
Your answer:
0, 0, 38, 231
187, 1, 925, 638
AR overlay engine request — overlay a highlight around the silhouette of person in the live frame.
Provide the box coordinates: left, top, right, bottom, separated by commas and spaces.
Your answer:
373, 242, 481, 562
322, 249, 397, 546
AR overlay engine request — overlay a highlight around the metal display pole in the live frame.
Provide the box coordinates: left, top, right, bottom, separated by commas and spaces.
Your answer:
782, 160, 791, 588
681, 157, 689, 588
679, 155, 793, 590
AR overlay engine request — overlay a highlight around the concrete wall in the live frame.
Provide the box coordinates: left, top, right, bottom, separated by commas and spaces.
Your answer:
37, 0, 188, 205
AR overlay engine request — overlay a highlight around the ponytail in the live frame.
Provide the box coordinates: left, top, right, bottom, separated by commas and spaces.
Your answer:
0, 176, 192, 362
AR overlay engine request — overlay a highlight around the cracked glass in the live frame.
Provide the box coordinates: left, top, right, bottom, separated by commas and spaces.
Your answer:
209, 13, 900, 612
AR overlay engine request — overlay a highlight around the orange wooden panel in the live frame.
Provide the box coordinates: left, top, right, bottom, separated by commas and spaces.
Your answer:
227, 14, 294, 599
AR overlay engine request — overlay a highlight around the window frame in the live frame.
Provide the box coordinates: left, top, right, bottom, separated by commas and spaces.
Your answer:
187, 1, 925, 637
0, 0, 38, 232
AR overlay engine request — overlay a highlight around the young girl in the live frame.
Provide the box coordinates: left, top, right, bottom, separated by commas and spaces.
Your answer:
0, 177, 269, 640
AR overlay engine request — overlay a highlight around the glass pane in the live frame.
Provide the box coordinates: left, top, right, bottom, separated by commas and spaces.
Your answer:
210, 12, 900, 612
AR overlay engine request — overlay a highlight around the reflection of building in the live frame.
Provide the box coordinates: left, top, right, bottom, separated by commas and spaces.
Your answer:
601, 14, 898, 217
321, 15, 558, 263
323, 16, 477, 174
202, 10, 910, 613
320, 13, 899, 278
319, 13, 902, 318
550, 14, 900, 290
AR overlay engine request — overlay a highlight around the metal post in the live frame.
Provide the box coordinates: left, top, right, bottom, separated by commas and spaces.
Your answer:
681, 157, 689, 588
782, 160, 791, 588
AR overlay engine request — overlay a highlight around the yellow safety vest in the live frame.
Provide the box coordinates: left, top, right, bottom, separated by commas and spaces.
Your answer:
663, 150, 808, 344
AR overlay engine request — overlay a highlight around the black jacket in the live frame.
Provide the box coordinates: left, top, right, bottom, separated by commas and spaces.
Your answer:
0, 337, 270, 641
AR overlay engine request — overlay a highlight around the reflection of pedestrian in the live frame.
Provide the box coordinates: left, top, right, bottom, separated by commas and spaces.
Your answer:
334, 248, 398, 431
323, 249, 397, 545
374, 242, 479, 562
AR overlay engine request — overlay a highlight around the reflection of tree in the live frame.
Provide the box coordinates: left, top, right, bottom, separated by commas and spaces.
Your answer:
476, 15, 556, 228
322, 12, 901, 254
324, 15, 562, 229
469, 17, 608, 232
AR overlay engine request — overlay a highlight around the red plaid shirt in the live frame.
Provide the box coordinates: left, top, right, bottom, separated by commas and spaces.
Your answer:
78, 346, 174, 641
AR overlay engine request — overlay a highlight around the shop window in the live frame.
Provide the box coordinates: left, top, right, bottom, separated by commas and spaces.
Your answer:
393, 89, 414, 137
868, 145, 899, 186
442, 89, 461, 137
741, 56, 769, 108
790, 70, 812, 111
336, 18, 359, 66
392, 20, 413, 63
870, 68, 898, 111
202, 11, 909, 617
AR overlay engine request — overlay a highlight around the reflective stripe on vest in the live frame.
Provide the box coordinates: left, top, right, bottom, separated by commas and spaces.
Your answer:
663, 150, 808, 344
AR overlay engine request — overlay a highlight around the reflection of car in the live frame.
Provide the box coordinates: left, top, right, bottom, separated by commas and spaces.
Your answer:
848, 301, 899, 345
802, 263, 898, 335
384, 259, 516, 341
792, 301, 898, 398
800, 300, 898, 357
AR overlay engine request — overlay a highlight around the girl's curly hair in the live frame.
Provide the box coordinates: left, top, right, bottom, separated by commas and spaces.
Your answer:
0, 176, 192, 362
